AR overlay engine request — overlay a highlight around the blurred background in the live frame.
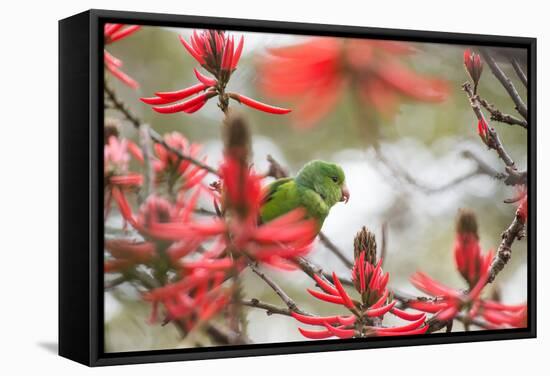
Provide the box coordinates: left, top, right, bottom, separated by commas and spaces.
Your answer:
104, 26, 528, 352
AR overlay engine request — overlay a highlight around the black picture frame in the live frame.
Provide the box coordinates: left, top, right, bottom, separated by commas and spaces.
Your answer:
59, 8, 537, 367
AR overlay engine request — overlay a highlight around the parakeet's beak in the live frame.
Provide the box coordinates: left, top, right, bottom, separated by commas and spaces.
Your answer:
340, 184, 350, 203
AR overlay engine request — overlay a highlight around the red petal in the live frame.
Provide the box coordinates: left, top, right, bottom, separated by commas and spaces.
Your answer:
390, 307, 426, 321
194, 68, 217, 87
154, 83, 208, 100
313, 274, 339, 295
298, 327, 333, 339
375, 316, 426, 333
291, 311, 340, 325
307, 289, 345, 305
323, 322, 355, 339
231, 93, 291, 114
375, 324, 429, 337
365, 300, 397, 317
230, 36, 244, 69
332, 272, 355, 309
152, 92, 214, 114
179, 35, 205, 65
109, 25, 141, 43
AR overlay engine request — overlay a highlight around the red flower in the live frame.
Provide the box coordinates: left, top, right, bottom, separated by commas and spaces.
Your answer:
104, 135, 143, 217
294, 252, 428, 339
257, 38, 449, 128
104, 135, 143, 186
143, 268, 231, 331
152, 132, 210, 193
409, 210, 526, 329
464, 49, 483, 90
104, 23, 141, 89
141, 30, 291, 115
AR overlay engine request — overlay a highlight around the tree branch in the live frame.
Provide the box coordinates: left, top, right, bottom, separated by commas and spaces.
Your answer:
487, 214, 526, 284
240, 298, 296, 317
248, 263, 308, 315
510, 58, 528, 88
477, 95, 528, 129
480, 50, 528, 119
462, 82, 517, 169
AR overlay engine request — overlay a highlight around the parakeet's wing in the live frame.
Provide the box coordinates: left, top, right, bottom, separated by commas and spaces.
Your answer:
260, 178, 301, 223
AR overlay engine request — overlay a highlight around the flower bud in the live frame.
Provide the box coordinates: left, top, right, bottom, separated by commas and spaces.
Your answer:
464, 49, 483, 90
353, 226, 377, 265
454, 209, 483, 287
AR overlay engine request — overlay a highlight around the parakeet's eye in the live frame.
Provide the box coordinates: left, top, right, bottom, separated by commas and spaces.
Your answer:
331, 176, 338, 183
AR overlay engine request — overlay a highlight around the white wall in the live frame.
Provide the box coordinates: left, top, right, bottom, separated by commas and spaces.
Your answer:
0, 0, 546, 374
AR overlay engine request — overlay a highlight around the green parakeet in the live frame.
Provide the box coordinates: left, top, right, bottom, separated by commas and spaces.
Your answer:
260, 160, 350, 232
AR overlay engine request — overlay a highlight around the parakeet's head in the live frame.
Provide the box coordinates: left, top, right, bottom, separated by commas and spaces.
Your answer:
295, 160, 350, 207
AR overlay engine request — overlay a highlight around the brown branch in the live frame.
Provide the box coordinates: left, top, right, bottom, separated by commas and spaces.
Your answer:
477, 96, 528, 129
240, 298, 296, 317
510, 58, 528, 88
460, 150, 525, 186
462, 82, 517, 169
104, 81, 219, 176
249, 263, 307, 315
487, 214, 526, 284
480, 50, 528, 119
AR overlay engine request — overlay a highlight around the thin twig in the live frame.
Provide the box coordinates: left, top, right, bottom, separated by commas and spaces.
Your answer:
510, 58, 528, 88
462, 82, 517, 169
240, 298, 298, 317
477, 96, 528, 129
249, 262, 306, 315
480, 50, 528, 119
487, 214, 526, 284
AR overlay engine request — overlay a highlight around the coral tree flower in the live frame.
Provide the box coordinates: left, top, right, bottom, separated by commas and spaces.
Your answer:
152, 132, 210, 194
104, 133, 143, 217
141, 30, 291, 115
257, 38, 449, 128
293, 227, 428, 339
143, 268, 231, 330
409, 209, 527, 328
104, 23, 141, 89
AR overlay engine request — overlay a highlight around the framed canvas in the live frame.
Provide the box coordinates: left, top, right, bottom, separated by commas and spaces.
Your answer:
59, 9, 536, 366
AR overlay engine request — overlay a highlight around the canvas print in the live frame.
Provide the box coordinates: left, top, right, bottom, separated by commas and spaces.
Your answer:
103, 23, 529, 352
